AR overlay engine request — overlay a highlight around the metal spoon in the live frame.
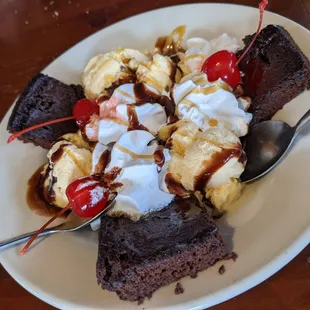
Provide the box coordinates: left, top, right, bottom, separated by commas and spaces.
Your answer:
241, 109, 310, 183
0, 198, 116, 251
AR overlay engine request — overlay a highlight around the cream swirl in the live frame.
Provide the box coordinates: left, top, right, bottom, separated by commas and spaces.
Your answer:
91, 130, 174, 227
172, 73, 252, 137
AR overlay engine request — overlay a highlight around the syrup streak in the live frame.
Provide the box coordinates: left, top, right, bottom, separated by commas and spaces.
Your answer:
20, 204, 71, 255
236, 0, 269, 66
7, 116, 75, 143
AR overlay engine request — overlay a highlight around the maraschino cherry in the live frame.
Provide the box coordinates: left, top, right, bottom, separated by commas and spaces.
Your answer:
201, 0, 268, 88
7, 98, 99, 143
202, 50, 241, 88
20, 175, 109, 255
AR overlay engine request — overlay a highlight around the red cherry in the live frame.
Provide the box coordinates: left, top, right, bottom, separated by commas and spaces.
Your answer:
20, 175, 109, 255
201, 50, 241, 88
7, 98, 99, 144
66, 176, 109, 218
73, 99, 99, 130
201, 0, 268, 89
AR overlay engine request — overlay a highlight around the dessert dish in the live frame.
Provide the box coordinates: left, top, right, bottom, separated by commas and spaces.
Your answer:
7, 74, 84, 149
5, 0, 310, 303
238, 24, 310, 125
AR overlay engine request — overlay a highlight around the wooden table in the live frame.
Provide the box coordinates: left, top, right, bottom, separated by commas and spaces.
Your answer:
0, 0, 309, 309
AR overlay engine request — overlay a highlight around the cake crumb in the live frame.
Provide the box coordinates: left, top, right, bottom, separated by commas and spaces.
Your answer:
53, 11, 59, 18
85, 9, 90, 14
14, 10, 18, 14
25, 20, 29, 25
307, 257, 310, 263
219, 265, 226, 275
174, 282, 184, 295
43, 6, 48, 11
49, 1, 54, 5
231, 252, 238, 262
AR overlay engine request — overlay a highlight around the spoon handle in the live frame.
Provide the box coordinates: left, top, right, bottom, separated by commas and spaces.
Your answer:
0, 229, 58, 251
294, 109, 310, 133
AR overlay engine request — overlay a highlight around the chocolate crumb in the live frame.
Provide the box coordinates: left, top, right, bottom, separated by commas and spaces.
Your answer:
231, 252, 238, 261
219, 265, 226, 275
175, 282, 184, 295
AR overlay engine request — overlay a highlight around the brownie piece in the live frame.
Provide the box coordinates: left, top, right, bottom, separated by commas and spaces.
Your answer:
238, 25, 310, 125
97, 197, 231, 302
7, 73, 84, 149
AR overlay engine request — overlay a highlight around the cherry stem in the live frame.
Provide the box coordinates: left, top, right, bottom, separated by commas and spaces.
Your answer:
7, 116, 75, 144
236, 0, 268, 66
20, 204, 71, 255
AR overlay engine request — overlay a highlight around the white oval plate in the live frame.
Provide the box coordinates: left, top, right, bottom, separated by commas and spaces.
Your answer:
0, 3, 310, 310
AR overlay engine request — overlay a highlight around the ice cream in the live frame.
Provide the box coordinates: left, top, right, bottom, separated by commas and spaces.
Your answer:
82, 48, 150, 100
84, 83, 170, 144
41, 133, 93, 208
91, 130, 174, 222
172, 72, 252, 137
136, 54, 175, 94
159, 121, 246, 209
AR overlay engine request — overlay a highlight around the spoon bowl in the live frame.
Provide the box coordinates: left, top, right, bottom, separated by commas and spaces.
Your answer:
241, 109, 310, 183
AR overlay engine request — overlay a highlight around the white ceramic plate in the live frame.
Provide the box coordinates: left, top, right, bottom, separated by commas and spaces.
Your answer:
0, 3, 310, 310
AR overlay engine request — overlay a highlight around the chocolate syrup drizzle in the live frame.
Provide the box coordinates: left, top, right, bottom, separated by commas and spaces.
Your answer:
93, 149, 111, 174
133, 83, 175, 117
126, 105, 149, 132
153, 145, 165, 169
194, 148, 245, 195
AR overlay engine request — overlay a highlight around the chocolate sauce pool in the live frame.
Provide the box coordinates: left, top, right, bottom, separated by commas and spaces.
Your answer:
27, 165, 68, 217
27, 143, 72, 217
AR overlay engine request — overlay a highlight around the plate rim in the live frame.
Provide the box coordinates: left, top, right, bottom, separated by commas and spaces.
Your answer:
1, 3, 310, 310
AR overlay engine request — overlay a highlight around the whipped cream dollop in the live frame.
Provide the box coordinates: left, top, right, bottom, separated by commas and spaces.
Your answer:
82, 48, 150, 100
91, 130, 174, 225
85, 83, 169, 145
178, 34, 240, 75
172, 72, 252, 137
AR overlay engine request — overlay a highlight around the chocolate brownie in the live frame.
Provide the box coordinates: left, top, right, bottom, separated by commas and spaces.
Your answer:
238, 24, 310, 125
7, 74, 84, 149
96, 197, 231, 302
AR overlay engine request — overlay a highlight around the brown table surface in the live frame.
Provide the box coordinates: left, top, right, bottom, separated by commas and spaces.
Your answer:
1, 0, 310, 309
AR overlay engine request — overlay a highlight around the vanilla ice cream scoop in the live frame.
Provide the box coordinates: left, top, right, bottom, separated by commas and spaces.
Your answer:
180, 128, 245, 191
159, 121, 245, 209
82, 48, 150, 100
136, 54, 175, 94
41, 133, 92, 208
